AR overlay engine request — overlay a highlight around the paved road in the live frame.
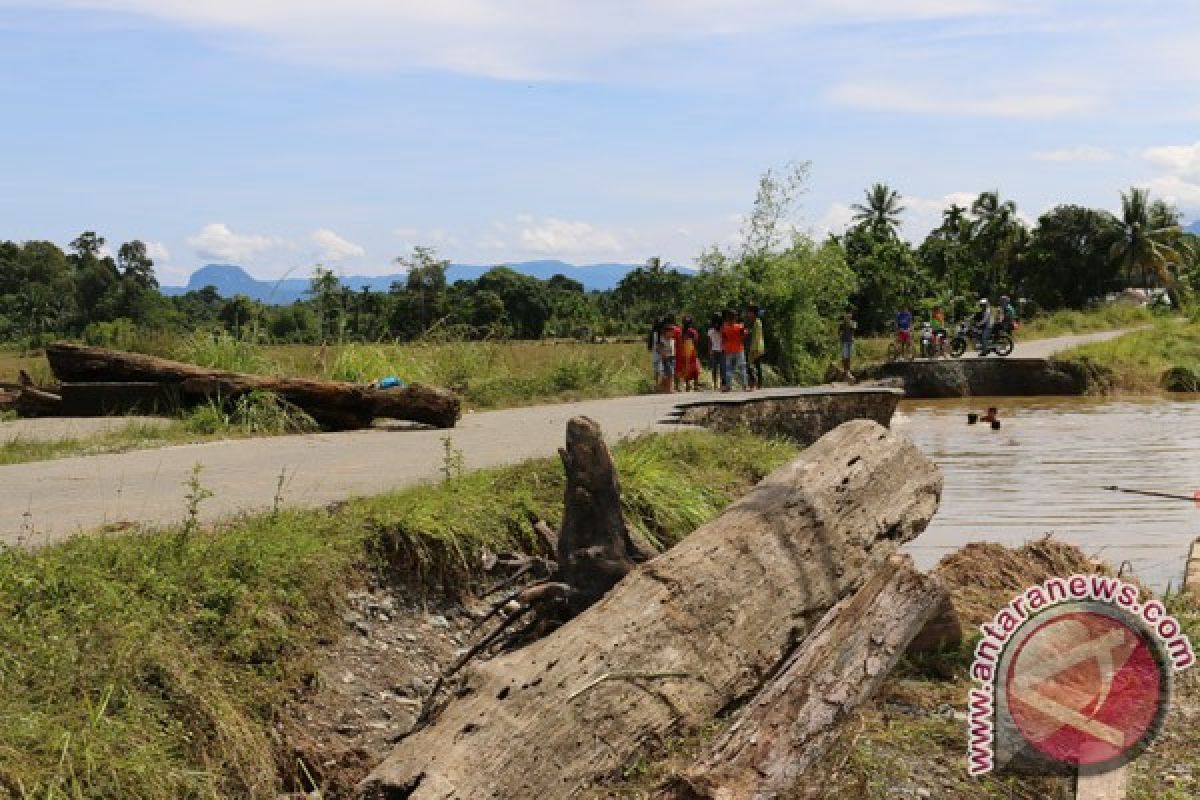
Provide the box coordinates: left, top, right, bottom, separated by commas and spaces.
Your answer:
976, 326, 1142, 359
0, 328, 1139, 547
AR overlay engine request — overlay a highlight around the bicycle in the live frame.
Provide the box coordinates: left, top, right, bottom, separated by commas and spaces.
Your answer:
886, 330, 916, 362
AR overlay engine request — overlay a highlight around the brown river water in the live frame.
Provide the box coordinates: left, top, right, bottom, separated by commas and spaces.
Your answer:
893, 396, 1200, 591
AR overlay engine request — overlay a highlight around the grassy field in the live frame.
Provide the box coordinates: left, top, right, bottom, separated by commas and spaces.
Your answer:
0, 428, 796, 800
1058, 315, 1200, 393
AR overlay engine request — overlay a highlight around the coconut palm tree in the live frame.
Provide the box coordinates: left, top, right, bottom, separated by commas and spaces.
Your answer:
850, 183, 906, 238
1110, 187, 1189, 306
969, 191, 1025, 294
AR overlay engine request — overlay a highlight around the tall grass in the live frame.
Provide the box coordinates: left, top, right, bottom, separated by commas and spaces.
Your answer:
183, 391, 318, 436
1016, 303, 1155, 339
0, 429, 796, 799
1060, 317, 1200, 393
298, 340, 649, 409
171, 331, 275, 375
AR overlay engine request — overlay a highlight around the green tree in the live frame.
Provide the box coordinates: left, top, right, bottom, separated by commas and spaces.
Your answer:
70, 231, 105, 258
612, 258, 691, 328
306, 266, 343, 342
1020, 206, 1122, 309
117, 240, 158, 289
1110, 187, 1190, 306
968, 191, 1027, 295
850, 183, 906, 239
397, 246, 449, 332
689, 162, 857, 383
917, 204, 978, 308
475, 266, 551, 338
841, 226, 926, 333
218, 294, 260, 337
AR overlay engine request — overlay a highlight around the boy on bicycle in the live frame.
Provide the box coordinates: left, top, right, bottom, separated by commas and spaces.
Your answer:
895, 307, 913, 353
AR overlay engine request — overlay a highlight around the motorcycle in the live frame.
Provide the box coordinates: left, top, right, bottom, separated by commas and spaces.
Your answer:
919, 323, 949, 358
949, 320, 1013, 358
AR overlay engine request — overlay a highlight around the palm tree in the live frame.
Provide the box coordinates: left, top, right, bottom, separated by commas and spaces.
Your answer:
851, 183, 906, 238
1110, 187, 1189, 306
969, 191, 1024, 294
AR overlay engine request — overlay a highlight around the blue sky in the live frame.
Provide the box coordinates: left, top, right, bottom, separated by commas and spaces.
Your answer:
1, 0, 1198, 283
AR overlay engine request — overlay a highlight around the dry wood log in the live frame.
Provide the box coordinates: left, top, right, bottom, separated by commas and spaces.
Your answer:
44, 342, 459, 430
356, 419, 942, 800
671, 555, 949, 800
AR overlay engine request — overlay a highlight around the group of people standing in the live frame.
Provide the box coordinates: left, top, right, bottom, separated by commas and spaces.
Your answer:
648, 305, 766, 393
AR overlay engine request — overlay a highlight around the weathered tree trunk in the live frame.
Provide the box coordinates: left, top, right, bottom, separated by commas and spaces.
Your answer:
672, 556, 949, 800
44, 342, 460, 430
356, 420, 942, 800
556, 416, 651, 613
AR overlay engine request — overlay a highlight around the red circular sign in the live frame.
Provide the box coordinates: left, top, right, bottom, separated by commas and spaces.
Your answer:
1005, 610, 1164, 766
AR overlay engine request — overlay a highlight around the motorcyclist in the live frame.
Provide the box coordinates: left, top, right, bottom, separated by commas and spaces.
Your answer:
973, 298, 994, 356
999, 295, 1018, 334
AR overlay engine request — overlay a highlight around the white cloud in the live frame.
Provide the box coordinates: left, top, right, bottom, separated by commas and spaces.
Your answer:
826, 82, 1101, 118
1140, 142, 1200, 212
902, 191, 978, 239
1143, 142, 1200, 179
30, 0, 1004, 78
144, 240, 171, 262
518, 217, 623, 256
1031, 145, 1114, 162
310, 227, 365, 262
477, 235, 507, 251
1145, 176, 1200, 210
187, 222, 282, 262
813, 202, 856, 237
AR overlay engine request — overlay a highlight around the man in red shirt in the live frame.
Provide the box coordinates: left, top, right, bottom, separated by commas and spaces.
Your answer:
720, 308, 748, 391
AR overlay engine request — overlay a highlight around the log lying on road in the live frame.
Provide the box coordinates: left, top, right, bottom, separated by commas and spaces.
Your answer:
672, 555, 949, 800
44, 342, 460, 430
356, 420, 942, 800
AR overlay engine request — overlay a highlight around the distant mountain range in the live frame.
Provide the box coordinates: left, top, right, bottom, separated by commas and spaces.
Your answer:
1188, 220, 1200, 235
162, 260, 656, 303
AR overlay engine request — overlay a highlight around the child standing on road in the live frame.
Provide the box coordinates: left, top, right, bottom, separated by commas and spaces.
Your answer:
657, 315, 681, 393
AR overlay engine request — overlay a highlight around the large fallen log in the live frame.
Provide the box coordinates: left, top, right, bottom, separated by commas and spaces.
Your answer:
672, 555, 949, 800
43, 342, 460, 430
356, 420, 942, 800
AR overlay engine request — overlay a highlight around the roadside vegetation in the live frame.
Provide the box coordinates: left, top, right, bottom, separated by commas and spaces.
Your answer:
0, 429, 796, 800
1059, 315, 1200, 393
0, 392, 320, 466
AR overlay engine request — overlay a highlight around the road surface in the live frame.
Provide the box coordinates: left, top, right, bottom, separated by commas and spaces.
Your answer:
0, 327, 1139, 547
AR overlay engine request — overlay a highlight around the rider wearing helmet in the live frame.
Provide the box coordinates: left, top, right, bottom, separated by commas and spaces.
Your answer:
999, 295, 1018, 334
974, 297, 994, 356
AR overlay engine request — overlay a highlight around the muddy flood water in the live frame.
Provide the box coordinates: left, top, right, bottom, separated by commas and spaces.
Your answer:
894, 396, 1200, 591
